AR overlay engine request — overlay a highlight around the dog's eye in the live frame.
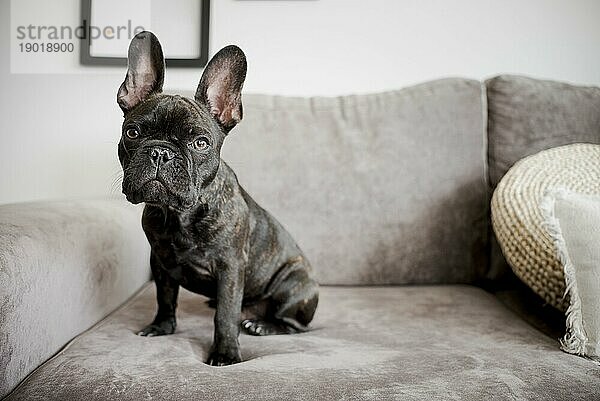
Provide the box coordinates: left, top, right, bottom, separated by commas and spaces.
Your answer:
190, 138, 210, 151
125, 128, 139, 139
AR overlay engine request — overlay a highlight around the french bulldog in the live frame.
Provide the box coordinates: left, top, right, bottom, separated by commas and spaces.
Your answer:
117, 31, 319, 366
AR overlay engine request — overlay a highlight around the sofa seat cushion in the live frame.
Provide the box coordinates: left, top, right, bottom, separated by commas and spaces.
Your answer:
6, 285, 599, 400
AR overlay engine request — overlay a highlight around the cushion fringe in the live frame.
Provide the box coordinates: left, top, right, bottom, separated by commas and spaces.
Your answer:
540, 188, 589, 358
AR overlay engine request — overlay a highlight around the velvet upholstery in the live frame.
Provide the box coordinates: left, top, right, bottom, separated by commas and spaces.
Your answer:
6, 284, 599, 400
486, 75, 600, 188
0, 201, 151, 397
214, 78, 488, 285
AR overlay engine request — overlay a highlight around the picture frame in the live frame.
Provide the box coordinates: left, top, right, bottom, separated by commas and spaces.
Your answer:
80, 0, 210, 67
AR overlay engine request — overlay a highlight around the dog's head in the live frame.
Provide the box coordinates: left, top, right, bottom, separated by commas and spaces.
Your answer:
117, 31, 246, 211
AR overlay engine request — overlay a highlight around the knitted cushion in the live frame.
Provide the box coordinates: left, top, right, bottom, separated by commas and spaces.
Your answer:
491, 143, 600, 311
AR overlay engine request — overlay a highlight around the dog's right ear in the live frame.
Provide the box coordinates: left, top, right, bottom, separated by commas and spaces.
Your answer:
117, 31, 165, 113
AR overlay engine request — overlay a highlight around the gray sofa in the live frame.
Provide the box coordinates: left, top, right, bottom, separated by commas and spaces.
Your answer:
2, 75, 600, 400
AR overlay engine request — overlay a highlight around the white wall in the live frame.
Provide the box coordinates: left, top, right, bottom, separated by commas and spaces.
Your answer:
1, 0, 600, 204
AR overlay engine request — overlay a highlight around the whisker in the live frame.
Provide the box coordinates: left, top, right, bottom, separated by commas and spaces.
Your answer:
109, 168, 124, 195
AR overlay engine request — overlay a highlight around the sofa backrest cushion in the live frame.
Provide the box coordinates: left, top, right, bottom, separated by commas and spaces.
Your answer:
192, 78, 488, 285
486, 75, 600, 189
486, 75, 600, 281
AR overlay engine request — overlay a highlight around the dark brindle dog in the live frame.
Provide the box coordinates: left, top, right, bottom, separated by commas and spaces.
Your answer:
117, 31, 319, 366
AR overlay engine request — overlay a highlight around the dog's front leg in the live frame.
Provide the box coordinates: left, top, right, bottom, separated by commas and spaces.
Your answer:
207, 259, 244, 366
138, 252, 179, 336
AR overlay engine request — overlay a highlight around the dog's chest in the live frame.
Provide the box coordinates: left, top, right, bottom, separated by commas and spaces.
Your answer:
148, 216, 219, 282
143, 205, 237, 296
169, 228, 217, 277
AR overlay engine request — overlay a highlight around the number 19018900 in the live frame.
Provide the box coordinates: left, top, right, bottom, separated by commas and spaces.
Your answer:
19, 42, 74, 53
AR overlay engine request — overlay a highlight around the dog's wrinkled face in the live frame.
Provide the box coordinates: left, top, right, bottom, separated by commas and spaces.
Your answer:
117, 32, 246, 211
118, 95, 224, 209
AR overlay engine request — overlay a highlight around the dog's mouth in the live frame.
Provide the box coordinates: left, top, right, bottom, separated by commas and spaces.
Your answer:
141, 178, 168, 193
123, 177, 197, 211
142, 178, 166, 189
124, 178, 169, 204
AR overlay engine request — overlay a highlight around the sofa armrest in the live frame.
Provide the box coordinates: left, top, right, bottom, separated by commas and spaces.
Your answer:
0, 199, 151, 397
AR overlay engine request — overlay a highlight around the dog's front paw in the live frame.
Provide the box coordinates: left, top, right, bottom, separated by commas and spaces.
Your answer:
207, 349, 242, 366
137, 318, 176, 337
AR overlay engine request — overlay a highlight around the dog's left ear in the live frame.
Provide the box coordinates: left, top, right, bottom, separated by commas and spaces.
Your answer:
195, 45, 247, 134
117, 31, 165, 113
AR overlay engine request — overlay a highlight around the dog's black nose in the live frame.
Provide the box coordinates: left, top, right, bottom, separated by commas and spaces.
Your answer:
149, 147, 175, 165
